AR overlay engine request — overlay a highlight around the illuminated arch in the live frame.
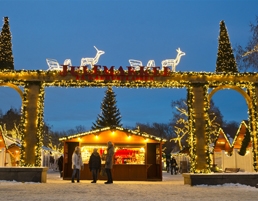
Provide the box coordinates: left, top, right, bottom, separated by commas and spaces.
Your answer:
208, 85, 252, 109
0, 83, 23, 100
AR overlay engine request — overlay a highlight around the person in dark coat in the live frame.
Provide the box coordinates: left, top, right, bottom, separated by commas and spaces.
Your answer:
57, 155, 64, 178
49, 153, 55, 170
89, 148, 101, 183
166, 158, 170, 173
104, 141, 114, 184
170, 156, 177, 175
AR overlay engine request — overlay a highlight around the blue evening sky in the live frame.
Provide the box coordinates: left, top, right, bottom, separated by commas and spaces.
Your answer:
0, 0, 257, 132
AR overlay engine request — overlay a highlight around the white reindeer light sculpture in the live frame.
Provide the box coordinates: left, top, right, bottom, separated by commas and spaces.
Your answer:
81, 46, 105, 68
161, 48, 185, 71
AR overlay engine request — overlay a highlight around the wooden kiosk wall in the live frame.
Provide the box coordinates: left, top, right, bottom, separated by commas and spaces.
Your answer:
61, 129, 163, 181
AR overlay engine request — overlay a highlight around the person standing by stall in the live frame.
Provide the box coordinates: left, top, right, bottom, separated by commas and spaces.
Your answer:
49, 153, 55, 170
89, 148, 101, 183
104, 141, 114, 184
170, 156, 177, 175
166, 158, 170, 173
71, 146, 84, 183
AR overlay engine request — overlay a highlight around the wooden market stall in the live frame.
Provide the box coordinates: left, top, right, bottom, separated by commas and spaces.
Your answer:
214, 128, 233, 154
0, 128, 20, 166
59, 126, 166, 181
213, 120, 255, 172
214, 120, 252, 155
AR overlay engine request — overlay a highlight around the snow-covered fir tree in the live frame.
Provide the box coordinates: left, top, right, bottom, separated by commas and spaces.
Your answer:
92, 86, 122, 129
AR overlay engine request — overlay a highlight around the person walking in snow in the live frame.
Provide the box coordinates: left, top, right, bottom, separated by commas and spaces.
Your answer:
170, 156, 177, 175
166, 158, 170, 173
49, 153, 55, 170
57, 155, 64, 178
71, 146, 84, 183
89, 148, 101, 183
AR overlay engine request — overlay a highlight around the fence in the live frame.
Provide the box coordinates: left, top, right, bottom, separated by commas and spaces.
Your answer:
214, 148, 254, 172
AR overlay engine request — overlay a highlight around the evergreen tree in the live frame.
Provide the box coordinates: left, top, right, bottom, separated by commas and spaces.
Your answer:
92, 86, 122, 129
0, 17, 14, 70
216, 20, 238, 73
1, 107, 21, 130
239, 128, 251, 156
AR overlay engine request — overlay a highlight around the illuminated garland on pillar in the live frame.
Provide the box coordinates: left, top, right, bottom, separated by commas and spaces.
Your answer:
1, 69, 258, 171
19, 82, 45, 167
247, 84, 258, 171
187, 83, 212, 173
203, 84, 212, 173
187, 84, 197, 173
19, 84, 28, 166
35, 83, 45, 166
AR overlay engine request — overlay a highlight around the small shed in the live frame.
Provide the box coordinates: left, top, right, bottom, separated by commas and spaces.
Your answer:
59, 126, 166, 181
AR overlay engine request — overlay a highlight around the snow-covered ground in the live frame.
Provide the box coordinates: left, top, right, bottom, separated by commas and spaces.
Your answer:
0, 170, 257, 201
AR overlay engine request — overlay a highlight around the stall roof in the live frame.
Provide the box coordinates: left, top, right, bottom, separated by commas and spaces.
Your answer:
215, 128, 233, 149
59, 126, 167, 142
213, 120, 252, 153
0, 128, 21, 149
231, 120, 251, 149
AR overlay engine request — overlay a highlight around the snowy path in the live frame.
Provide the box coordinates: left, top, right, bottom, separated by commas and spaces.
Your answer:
0, 171, 257, 201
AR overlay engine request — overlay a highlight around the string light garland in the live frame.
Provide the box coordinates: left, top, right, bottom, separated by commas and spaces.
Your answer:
59, 126, 167, 142
247, 84, 258, 171
1, 68, 258, 172
1, 17, 257, 171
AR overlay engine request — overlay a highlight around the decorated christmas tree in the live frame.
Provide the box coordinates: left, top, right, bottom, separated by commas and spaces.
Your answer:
92, 86, 122, 129
0, 17, 14, 70
216, 20, 238, 73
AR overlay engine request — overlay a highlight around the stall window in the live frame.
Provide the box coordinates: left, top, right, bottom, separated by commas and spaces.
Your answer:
114, 145, 145, 165
80, 145, 106, 164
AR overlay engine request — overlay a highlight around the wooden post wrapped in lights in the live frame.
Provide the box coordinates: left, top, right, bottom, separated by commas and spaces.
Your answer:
1, 67, 258, 172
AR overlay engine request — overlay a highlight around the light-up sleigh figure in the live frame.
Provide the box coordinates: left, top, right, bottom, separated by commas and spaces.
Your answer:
161, 48, 185, 71
46, 58, 72, 71
128, 59, 156, 70
80, 46, 105, 68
